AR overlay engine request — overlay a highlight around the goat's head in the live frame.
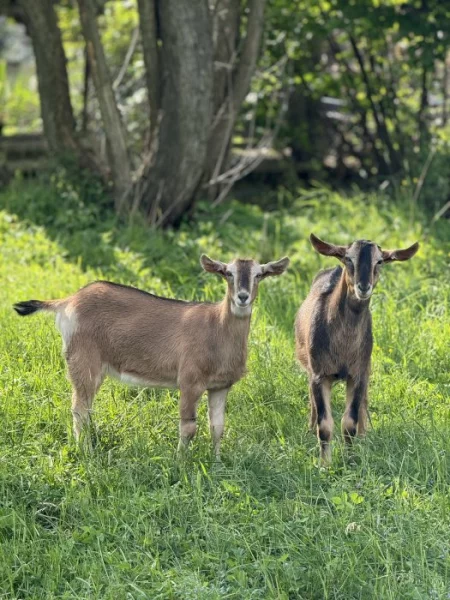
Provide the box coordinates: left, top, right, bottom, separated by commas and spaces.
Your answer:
200, 255, 290, 316
310, 233, 419, 301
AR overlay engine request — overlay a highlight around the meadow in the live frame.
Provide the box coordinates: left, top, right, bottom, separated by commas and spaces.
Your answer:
0, 174, 449, 599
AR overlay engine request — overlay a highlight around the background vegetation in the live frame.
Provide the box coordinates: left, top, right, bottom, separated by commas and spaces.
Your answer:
2, 0, 450, 218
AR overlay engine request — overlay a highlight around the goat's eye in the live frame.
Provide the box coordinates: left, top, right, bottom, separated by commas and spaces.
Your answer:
225, 272, 233, 279
255, 273, 263, 279
376, 260, 383, 265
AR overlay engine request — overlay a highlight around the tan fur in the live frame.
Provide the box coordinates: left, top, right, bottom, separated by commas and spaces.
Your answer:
16, 254, 289, 458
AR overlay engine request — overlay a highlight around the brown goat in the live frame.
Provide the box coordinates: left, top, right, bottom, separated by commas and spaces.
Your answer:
295, 234, 419, 463
14, 255, 289, 458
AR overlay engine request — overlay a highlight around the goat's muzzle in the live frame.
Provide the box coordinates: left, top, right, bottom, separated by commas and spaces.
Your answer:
355, 282, 372, 300
236, 291, 250, 307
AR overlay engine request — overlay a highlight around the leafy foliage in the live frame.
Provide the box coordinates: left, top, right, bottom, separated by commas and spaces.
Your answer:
3, 1, 450, 209
259, 0, 450, 205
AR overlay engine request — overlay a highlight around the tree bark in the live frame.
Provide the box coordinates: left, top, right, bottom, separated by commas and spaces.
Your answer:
203, 0, 240, 191
82, 44, 90, 133
77, 0, 132, 209
137, 0, 160, 138
443, 52, 449, 127
15, 0, 78, 155
204, 0, 266, 191
231, 0, 265, 113
133, 0, 213, 226
210, 0, 240, 114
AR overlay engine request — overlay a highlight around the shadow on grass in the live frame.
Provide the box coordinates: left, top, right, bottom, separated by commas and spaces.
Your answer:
0, 174, 304, 309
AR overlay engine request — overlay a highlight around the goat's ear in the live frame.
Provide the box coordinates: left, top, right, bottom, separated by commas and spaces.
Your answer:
382, 242, 419, 263
260, 256, 290, 278
200, 254, 227, 275
310, 233, 347, 259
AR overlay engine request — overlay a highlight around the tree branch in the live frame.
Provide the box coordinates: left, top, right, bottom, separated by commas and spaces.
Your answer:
137, 0, 160, 138
232, 0, 266, 113
113, 25, 139, 90
325, 32, 389, 173
349, 33, 401, 173
82, 43, 90, 132
418, 63, 429, 148
443, 51, 449, 126
77, 0, 132, 209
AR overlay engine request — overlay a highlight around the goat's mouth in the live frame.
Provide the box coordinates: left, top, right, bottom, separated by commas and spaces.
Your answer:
234, 291, 252, 308
231, 296, 253, 316
235, 299, 251, 308
355, 289, 372, 301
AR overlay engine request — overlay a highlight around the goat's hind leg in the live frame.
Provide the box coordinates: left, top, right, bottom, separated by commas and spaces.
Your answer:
208, 388, 229, 461
342, 376, 368, 443
66, 343, 103, 448
310, 377, 333, 464
177, 384, 204, 457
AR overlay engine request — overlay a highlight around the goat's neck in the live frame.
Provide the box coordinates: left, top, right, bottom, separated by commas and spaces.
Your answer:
218, 294, 252, 336
330, 270, 371, 319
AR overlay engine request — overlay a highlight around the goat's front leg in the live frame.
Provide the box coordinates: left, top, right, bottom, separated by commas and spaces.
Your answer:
207, 388, 229, 461
342, 375, 368, 442
177, 384, 204, 456
310, 377, 333, 464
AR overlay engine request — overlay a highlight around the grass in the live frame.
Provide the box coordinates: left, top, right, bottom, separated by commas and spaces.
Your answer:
0, 175, 449, 599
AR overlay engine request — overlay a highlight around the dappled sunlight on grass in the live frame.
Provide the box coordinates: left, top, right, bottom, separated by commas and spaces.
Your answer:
0, 182, 449, 598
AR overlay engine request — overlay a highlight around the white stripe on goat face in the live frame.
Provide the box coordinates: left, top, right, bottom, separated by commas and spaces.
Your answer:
228, 260, 263, 317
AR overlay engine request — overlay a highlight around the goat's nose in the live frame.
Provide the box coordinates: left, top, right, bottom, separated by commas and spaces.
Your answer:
237, 291, 250, 303
357, 282, 371, 293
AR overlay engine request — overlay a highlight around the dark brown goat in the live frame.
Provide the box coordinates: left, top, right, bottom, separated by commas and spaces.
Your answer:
295, 234, 419, 463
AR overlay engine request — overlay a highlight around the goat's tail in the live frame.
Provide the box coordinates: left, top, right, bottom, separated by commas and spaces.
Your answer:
13, 299, 62, 316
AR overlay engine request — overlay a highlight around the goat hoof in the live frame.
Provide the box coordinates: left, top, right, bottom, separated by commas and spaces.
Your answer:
320, 443, 332, 466
176, 439, 191, 461
343, 429, 357, 444
75, 430, 94, 454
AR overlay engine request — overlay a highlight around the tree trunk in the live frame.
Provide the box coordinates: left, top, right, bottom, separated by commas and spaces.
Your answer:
204, 0, 266, 193
137, 0, 160, 138
77, 0, 132, 210
132, 0, 213, 226
204, 0, 240, 192
210, 0, 240, 114
15, 0, 78, 155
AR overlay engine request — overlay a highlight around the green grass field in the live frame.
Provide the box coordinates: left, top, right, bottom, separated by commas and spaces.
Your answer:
0, 177, 449, 599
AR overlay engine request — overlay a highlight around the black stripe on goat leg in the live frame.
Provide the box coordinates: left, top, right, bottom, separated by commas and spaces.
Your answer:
311, 378, 333, 464
342, 376, 368, 443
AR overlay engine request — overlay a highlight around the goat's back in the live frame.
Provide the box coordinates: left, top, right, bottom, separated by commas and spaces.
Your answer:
60, 281, 249, 389
60, 282, 212, 382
